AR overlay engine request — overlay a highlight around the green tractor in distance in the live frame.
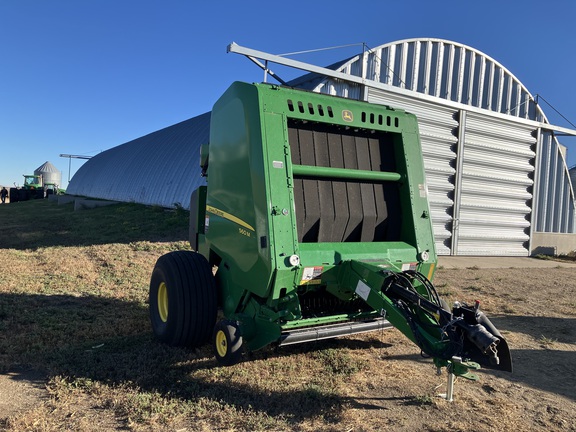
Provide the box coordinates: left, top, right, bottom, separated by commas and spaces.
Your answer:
149, 82, 512, 388
9, 174, 46, 203
8, 174, 62, 203
44, 182, 63, 196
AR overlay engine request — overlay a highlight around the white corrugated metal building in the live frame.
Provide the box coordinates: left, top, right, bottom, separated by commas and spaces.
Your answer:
67, 38, 576, 256
68, 113, 210, 208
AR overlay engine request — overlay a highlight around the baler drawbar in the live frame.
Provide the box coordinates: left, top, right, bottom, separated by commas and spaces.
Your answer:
149, 81, 512, 385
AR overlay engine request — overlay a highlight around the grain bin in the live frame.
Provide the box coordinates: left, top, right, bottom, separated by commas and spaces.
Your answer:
34, 161, 62, 189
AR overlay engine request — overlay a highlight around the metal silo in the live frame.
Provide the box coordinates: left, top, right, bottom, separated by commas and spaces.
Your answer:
34, 161, 62, 188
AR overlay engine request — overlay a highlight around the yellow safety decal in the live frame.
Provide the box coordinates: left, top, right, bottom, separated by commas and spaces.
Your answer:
300, 266, 323, 285
206, 205, 255, 231
427, 263, 435, 281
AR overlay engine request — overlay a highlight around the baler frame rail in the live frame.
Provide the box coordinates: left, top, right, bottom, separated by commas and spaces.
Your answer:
279, 317, 392, 346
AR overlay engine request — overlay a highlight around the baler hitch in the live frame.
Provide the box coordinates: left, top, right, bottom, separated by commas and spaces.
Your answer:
379, 270, 511, 371
344, 263, 512, 378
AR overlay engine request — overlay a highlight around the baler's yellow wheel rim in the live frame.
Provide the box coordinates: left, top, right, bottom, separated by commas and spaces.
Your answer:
215, 329, 228, 357
157, 282, 169, 323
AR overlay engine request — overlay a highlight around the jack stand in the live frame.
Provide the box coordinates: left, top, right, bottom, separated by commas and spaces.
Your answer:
438, 365, 455, 402
436, 356, 480, 402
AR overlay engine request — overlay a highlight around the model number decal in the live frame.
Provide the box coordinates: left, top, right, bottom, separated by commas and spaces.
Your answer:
238, 228, 251, 237
206, 205, 255, 231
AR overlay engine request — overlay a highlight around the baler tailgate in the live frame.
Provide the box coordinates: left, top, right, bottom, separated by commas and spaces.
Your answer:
288, 120, 403, 244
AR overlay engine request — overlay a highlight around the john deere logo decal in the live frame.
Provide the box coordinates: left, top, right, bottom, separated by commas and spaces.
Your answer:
342, 110, 353, 122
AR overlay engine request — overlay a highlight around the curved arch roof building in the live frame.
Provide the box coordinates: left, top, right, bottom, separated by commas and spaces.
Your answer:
67, 113, 210, 208
68, 38, 576, 256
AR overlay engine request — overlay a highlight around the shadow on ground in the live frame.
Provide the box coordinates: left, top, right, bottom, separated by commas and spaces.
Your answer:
1, 292, 574, 427
0, 293, 348, 424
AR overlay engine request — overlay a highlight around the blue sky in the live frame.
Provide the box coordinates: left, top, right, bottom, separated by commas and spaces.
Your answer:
1, 1, 575, 188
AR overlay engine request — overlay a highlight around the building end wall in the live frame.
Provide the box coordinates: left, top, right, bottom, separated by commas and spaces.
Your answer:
531, 232, 576, 256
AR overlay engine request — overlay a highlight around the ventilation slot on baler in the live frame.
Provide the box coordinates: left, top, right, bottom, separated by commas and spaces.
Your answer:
287, 99, 334, 118
288, 120, 402, 243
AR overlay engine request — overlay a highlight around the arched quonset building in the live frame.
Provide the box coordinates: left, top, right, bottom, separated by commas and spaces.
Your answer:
68, 38, 576, 256
68, 113, 210, 208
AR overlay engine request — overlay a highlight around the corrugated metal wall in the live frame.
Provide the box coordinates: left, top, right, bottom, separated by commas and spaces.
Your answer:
536, 131, 576, 233
368, 89, 535, 255
67, 113, 210, 209
364, 40, 538, 120
570, 166, 576, 199
457, 114, 534, 255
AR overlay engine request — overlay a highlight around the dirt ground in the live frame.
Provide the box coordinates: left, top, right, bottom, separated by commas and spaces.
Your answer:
1, 258, 575, 431
289, 258, 576, 432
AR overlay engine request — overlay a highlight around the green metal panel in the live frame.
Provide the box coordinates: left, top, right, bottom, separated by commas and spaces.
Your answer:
203, 81, 437, 350
204, 83, 274, 315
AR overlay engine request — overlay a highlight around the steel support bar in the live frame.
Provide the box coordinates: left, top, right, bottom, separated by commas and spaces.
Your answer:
279, 318, 391, 346
292, 164, 402, 182
450, 109, 466, 255
227, 42, 576, 137
228, 42, 369, 88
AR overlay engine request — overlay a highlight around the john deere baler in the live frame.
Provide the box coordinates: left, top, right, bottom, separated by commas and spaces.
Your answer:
150, 81, 512, 379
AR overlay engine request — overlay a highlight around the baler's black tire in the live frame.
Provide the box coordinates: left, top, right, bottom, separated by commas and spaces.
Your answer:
213, 320, 243, 366
149, 251, 217, 347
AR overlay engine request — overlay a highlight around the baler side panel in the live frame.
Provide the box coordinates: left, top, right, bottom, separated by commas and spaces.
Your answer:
206, 84, 275, 313
393, 123, 436, 263
261, 111, 301, 302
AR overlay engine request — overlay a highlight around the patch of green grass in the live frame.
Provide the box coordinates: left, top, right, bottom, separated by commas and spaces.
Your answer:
537, 335, 558, 348
409, 394, 434, 406
533, 254, 554, 260
312, 348, 368, 376
0, 200, 189, 249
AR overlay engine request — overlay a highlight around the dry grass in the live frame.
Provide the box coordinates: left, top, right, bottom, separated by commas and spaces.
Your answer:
1, 199, 575, 431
